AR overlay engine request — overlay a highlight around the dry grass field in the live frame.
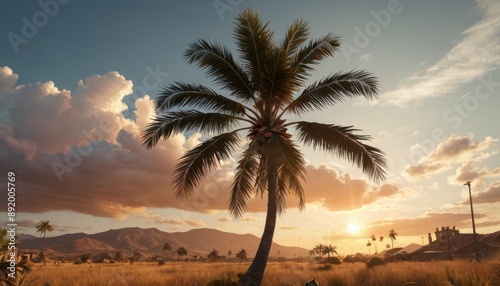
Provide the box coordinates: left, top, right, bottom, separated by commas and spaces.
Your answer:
19, 258, 500, 286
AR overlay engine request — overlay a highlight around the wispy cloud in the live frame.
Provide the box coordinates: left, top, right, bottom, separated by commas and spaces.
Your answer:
279, 225, 301, 230
378, 0, 500, 106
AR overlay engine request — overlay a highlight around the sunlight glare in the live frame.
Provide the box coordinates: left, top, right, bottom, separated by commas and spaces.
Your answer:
347, 223, 360, 234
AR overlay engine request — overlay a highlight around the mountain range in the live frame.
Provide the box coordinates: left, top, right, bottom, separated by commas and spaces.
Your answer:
19, 227, 310, 258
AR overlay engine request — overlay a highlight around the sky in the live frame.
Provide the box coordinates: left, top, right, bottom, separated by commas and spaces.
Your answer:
1, 0, 499, 256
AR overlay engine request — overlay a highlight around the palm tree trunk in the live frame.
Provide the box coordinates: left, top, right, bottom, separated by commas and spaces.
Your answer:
238, 165, 278, 286
42, 232, 46, 265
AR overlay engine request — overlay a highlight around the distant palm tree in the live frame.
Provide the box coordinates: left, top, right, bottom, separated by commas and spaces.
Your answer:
176, 247, 188, 260
227, 249, 233, 258
366, 240, 372, 255
322, 244, 338, 258
36, 220, 53, 265
142, 9, 386, 285
371, 235, 378, 254
163, 242, 172, 259
389, 229, 398, 249
314, 243, 325, 257
379, 235, 384, 243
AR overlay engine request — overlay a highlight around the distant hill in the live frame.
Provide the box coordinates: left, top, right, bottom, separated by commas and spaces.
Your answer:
18, 227, 309, 258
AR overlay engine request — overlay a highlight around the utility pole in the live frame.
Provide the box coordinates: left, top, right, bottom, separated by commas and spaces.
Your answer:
464, 181, 479, 262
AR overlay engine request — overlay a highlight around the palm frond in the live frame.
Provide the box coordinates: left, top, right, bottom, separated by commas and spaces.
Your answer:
234, 9, 274, 91
259, 48, 295, 109
184, 39, 254, 101
156, 82, 247, 115
292, 33, 341, 86
276, 179, 287, 215
229, 145, 259, 218
263, 135, 307, 201
295, 122, 387, 182
142, 111, 240, 149
278, 168, 305, 212
254, 153, 268, 197
285, 70, 379, 115
173, 132, 241, 198
281, 19, 309, 60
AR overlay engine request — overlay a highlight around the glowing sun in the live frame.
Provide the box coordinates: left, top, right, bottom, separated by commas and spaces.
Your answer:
347, 223, 360, 234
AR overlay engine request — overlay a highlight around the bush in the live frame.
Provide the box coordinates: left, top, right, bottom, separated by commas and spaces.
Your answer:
73, 260, 83, 265
158, 260, 166, 266
323, 257, 342, 265
366, 257, 384, 268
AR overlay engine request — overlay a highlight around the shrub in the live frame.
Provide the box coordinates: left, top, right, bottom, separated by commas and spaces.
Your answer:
158, 260, 166, 266
73, 260, 83, 265
323, 257, 342, 265
366, 257, 384, 268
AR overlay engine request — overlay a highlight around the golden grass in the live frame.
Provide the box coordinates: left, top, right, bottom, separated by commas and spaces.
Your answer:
22, 259, 500, 286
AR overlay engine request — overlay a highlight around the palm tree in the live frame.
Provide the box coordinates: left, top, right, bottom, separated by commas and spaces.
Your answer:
371, 234, 378, 254
389, 229, 398, 249
142, 9, 386, 285
176, 247, 187, 260
322, 244, 338, 258
228, 249, 233, 258
36, 220, 53, 265
314, 243, 325, 257
308, 249, 315, 257
366, 240, 372, 255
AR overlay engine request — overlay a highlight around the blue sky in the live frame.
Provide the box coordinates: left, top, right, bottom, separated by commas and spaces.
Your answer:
1, 0, 499, 255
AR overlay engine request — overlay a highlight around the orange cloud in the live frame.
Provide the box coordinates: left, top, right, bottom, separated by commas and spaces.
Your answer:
459, 181, 500, 205
403, 134, 498, 178
0, 67, 400, 220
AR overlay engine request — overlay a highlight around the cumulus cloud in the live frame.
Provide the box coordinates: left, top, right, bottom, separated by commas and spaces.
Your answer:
0, 67, 400, 220
243, 165, 401, 213
0, 66, 18, 95
403, 134, 498, 178
447, 159, 500, 186
377, 0, 500, 106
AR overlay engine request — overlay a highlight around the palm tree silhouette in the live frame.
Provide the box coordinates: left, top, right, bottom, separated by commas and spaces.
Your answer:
389, 229, 398, 249
322, 244, 338, 258
371, 234, 378, 254
142, 9, 386, 285
366, 240, 372, 255
36, 220, 53, 265
314, 243, 325, 257
176, 247, 187, 260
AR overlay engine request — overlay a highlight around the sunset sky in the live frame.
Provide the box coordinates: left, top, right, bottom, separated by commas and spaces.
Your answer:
1, 0, 499, 255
